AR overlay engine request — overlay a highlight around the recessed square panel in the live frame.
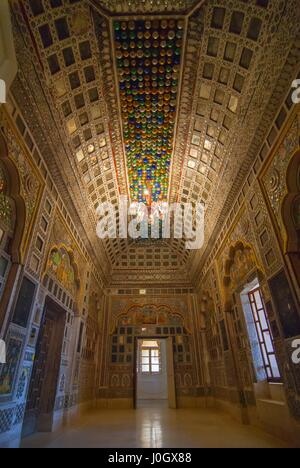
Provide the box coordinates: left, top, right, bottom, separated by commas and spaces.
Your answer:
199, 83, 211, 100
188, 160, 196, 169
190, 147, 198, 158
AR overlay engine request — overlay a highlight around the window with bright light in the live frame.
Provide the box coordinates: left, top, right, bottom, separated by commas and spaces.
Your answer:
139, 340, 161, 374
248, 287, 281, 382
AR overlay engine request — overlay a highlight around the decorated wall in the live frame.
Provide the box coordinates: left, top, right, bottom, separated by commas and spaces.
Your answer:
0, 100, 104, 446
97, 293, 207, 406
198, 108, 300, 438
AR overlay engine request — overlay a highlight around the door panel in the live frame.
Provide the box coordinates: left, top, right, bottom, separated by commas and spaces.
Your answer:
22, 299, 66, 437
166, 337, 177, 409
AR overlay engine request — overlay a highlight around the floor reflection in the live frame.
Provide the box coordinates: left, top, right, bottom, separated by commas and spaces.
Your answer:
21, 406, 289, 449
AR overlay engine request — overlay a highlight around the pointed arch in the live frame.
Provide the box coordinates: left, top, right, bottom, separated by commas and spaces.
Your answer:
223, 240, 264, 292
44, 244, 81, 298
0, 131, 26, 263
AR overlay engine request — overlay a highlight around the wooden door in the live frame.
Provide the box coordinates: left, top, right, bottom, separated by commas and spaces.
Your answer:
22, 298, 66, 436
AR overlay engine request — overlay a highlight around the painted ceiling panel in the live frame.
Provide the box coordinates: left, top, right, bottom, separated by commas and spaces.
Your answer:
113, 19, 184, 204
9, 0, 300, 286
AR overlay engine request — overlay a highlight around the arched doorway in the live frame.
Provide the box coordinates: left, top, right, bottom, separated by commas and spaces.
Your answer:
22, 245, 81, 436
109, 305, 192, 409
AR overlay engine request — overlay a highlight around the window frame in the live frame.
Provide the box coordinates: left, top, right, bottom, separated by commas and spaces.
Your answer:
248, 287, 281, 383
139, 340, 162, 375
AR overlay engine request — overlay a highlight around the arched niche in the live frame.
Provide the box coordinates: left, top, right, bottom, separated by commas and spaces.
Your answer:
0, 132, 26, 264
282, 150, 300, 287
221, 241, 269, 356
44, 245, 81, 303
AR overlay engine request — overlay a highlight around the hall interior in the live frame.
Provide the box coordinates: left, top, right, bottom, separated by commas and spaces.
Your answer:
0, 0, 300, 449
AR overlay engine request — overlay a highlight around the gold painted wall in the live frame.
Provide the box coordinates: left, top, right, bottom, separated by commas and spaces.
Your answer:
198, 108, 300, 423
97, 293, 208, 406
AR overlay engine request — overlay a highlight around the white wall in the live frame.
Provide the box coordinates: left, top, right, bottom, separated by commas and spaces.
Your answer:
137, 339, 168, 401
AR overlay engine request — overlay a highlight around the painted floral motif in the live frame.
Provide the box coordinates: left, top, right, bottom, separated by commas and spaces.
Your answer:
0, 166, 14, 232
47, 247, 78, 295
229, 247, 257, 290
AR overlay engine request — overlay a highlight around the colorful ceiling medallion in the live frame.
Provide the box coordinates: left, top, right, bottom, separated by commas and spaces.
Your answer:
113, 19, 184, 205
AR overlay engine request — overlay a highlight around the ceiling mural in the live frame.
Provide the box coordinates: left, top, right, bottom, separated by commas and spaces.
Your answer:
113, 19, 184, 204
8, 0, 300, 287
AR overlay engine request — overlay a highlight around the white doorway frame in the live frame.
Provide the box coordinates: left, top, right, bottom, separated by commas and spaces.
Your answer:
134, 336, 177, 409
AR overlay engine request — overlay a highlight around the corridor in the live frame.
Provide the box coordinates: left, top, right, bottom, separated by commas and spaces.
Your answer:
21, 406, 289, 449
1, 0, 300, 450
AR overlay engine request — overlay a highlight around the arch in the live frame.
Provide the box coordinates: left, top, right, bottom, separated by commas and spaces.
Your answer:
223, 240, 264, 296
112, 303, 187, 334
0, 132, 26, 263
282, 149, 300, 286
43, 244, 81, 298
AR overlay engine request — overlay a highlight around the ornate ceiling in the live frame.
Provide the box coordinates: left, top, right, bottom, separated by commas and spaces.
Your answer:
112, 18, 184, 204
9, 0, 300, 287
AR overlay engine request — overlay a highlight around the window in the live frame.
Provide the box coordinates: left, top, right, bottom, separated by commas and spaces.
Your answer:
139, 340, 161, 374
248, 287, 280, 381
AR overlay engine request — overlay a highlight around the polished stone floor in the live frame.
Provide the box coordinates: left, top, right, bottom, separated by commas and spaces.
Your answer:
21, 402, 289, 448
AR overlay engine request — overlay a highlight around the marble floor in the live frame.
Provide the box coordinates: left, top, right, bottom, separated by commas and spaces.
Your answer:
20, 403, 290, 449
